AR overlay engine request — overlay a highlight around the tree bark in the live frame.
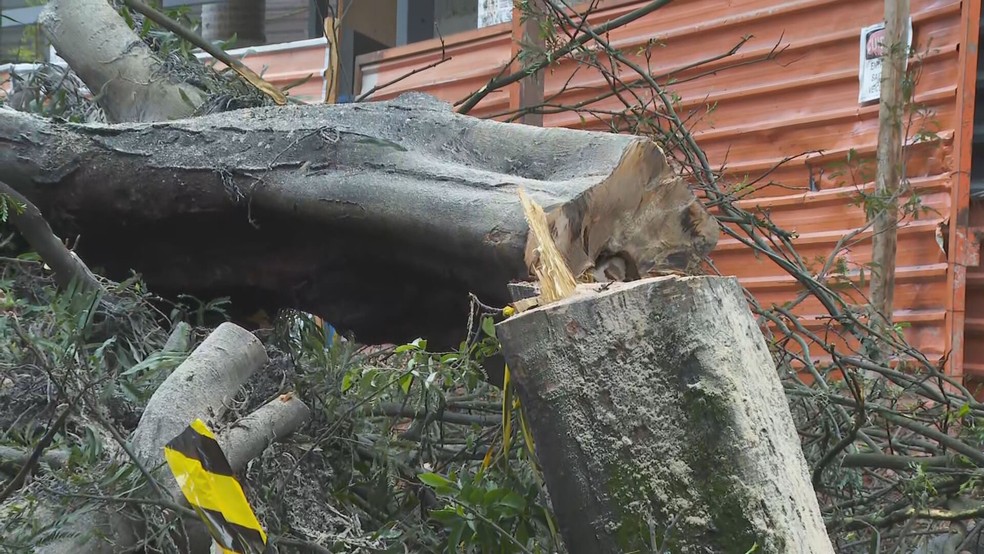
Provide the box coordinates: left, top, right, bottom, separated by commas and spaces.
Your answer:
0, 179, 104, 294
0, 94, 718, 350
217, 393, 312, 473
38, 0, 206, 123
496, 276, 834, 554
131, 322, 270, 468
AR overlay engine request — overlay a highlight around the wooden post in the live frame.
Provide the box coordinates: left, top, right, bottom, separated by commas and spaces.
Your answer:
869, 0, 910, 331
496, 276, 835, 554
509, 0, 546, 126
323, 0, 342, 104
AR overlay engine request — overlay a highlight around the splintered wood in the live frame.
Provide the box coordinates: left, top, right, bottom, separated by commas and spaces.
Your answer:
517, 188, 577, 309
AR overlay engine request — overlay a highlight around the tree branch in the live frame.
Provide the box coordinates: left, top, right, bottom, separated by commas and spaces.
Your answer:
0, 179, 104, 294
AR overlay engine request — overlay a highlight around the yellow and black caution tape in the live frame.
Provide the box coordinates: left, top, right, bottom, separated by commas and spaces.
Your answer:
164, 419, 267, 554
482, 305, 537, 471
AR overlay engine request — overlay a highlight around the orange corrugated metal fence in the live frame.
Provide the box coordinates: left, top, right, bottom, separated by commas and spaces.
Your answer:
356, 0, 979, 384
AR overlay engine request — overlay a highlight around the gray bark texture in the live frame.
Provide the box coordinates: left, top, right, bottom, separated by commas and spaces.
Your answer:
38, 0, 205, 123
0, 94, 717, 354
131, 322, 269, 469
217, 393, 312, 473
496, 276, 834, 554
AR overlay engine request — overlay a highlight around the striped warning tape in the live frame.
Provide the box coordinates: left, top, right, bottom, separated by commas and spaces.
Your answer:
164, 419, 268, 554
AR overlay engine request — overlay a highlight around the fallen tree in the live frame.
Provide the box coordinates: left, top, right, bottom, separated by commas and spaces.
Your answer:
0, 98, 718, 352
0, 0, 719, 355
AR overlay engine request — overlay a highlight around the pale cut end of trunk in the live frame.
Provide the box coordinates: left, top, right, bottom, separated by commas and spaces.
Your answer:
527, 139, 719, 282
518, 188, 577, 304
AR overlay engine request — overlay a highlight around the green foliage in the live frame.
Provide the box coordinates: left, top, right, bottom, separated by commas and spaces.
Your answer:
117, 3, 213, 61
421, 469, 556, 554
2, 0, 46, 63
0, 193, 24, 224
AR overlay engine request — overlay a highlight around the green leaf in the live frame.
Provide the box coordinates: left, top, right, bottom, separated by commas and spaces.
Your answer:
430, 507, 459, 525
120, 351, 185, 376
481, 316, 496, 339
342, 371, 354, 392
957, 403, 971, 418
483, 488, 509, 506
395, 338, 426, 353
447, 521, 466, 552
498, 491, 526, 512
399, 372, 414, 395
418, 472, 455, 490
93, 337, 117, 362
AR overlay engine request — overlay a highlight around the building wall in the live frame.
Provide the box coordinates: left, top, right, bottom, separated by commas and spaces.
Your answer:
355, 0, 980, 381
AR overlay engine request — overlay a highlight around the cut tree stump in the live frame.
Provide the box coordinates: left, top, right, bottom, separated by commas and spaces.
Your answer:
0, 94, 718, 353
496, 275, 834, 554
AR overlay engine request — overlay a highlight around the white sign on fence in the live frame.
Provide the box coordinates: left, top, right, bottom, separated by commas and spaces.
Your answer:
478, 0, 513, 28
858, 18, 913, 104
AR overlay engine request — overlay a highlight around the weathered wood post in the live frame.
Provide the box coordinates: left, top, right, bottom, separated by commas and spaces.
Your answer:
496, 275, 834, 554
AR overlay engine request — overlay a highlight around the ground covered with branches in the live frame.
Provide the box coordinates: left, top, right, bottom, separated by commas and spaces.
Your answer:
0, 252, 561, 553
4, 0, 984, 552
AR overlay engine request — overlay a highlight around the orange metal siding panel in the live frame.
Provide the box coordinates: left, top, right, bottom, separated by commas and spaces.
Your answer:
352, 0, 968, 376
965, 200, 984, 378
945, 0, 982, 384
356, 28, 513, 117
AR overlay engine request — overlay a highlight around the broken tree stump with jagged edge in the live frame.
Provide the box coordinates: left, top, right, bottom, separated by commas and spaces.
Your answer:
496, 275, 835, 554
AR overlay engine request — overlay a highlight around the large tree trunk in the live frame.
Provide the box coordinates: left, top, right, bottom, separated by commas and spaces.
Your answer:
0, 94, 718, 351
496, 276, 834, 554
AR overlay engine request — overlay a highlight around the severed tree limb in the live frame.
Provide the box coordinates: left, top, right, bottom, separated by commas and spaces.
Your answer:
0, 94, 717, 356
0, 179, 103, 294
0, 446, 70, 473
121, 0, 287, 105
27, 324, 309, 554
131, 322, 270, 467
368, 403, 499, 427
217, 393, 312, 473
38, 0, 206, 123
